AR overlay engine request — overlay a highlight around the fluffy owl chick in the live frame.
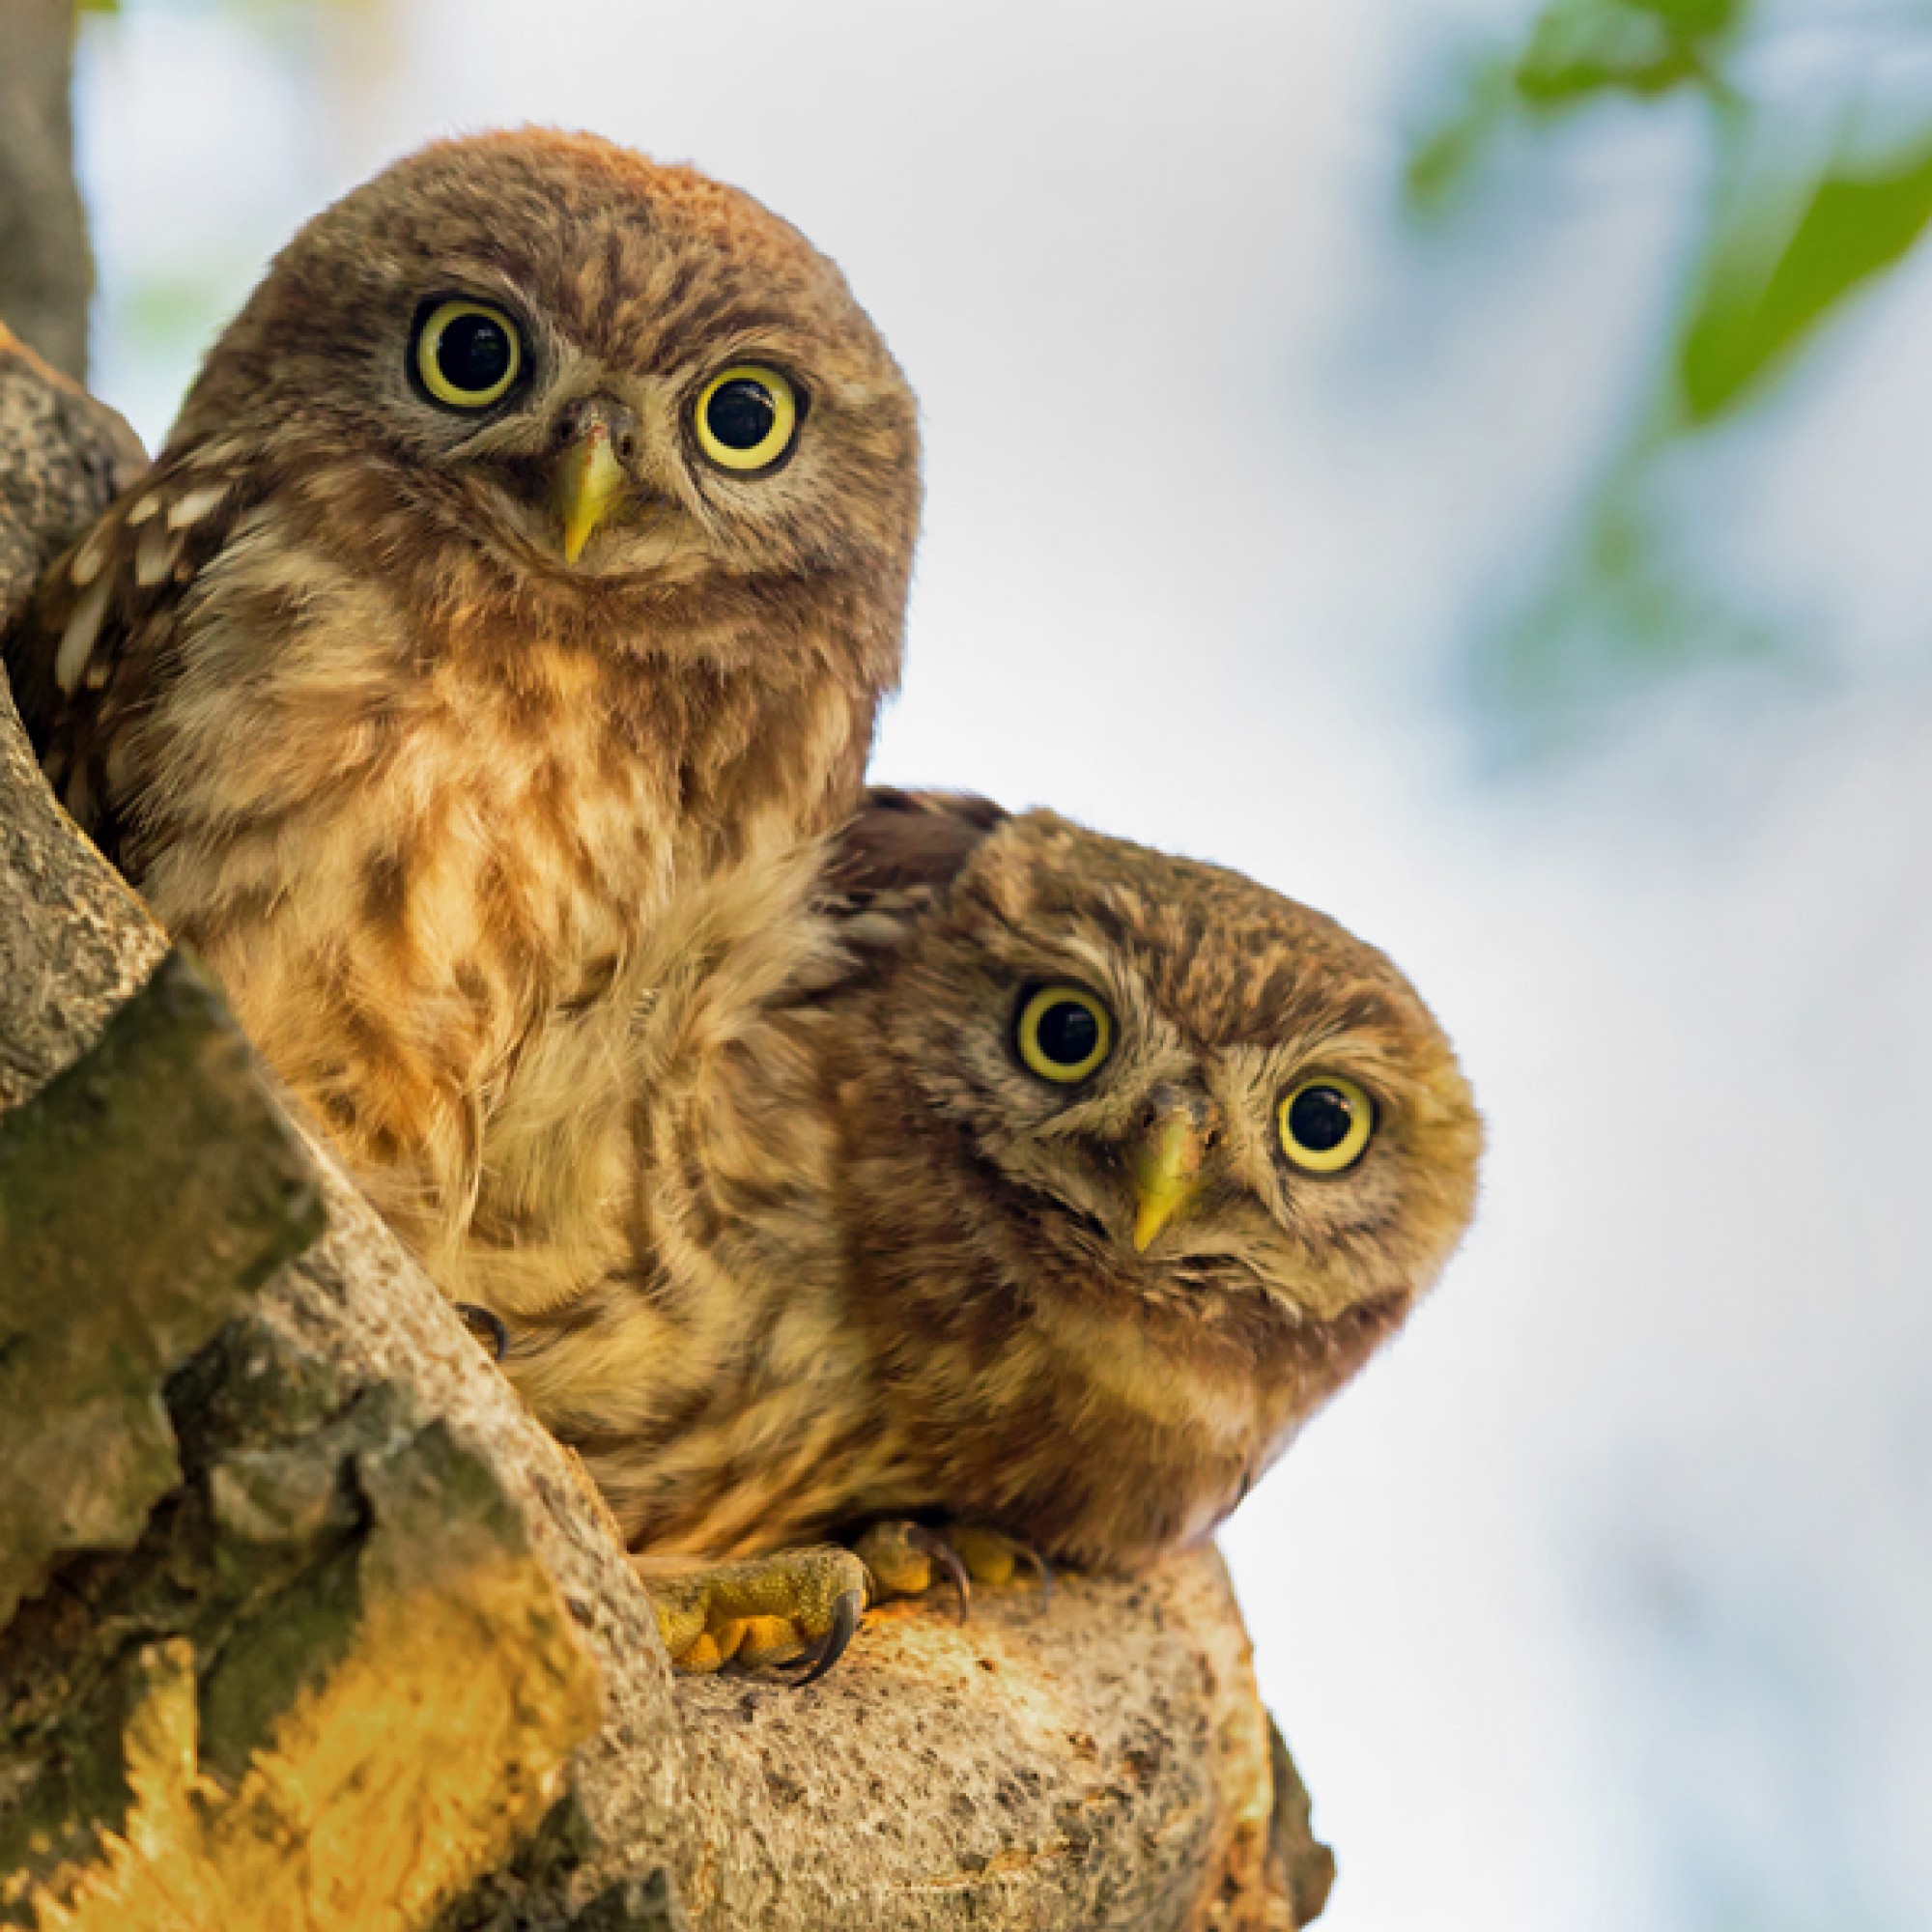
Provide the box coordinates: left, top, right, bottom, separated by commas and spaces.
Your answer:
512, 789, 1482, 1654
2, 131, 920, 1298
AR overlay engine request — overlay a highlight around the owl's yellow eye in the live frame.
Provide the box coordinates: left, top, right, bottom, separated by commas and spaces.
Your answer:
1278, 1076, 1375, 1175
694, 365, 799, 472
1015, 985, 1114, 1085
414, 299, 523, 409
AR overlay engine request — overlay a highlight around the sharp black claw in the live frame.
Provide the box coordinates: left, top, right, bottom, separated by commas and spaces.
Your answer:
455, 1302, 509, 1361
790, 1587, 864, 1688
910, 1525, 972, 1622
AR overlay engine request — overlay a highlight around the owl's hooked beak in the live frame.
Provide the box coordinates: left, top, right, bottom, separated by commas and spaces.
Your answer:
552, 402, 637, 565
1129, 1090, 1215, 1253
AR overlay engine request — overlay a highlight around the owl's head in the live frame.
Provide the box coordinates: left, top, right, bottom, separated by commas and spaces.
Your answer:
823, 792, 1481, 1350
170, 130, 919, 642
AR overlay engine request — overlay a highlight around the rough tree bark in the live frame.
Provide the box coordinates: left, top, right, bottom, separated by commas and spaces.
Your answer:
0, 35, 1338, 1920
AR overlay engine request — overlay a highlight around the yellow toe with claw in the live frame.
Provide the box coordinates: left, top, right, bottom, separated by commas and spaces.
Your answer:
853, 1521, 1051, 1615
643, 1546, 871, 1683
948, 1524, 1051, 1594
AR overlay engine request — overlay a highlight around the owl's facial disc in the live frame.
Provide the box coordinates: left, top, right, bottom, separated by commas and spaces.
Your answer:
1009, 985, 1227, 1255
407, 299, 650, 568
1001, 979, 1378, 1264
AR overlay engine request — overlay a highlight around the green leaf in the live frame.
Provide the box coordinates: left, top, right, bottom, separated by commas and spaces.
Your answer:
1680, 133, 1932, 421
1514, 0, 1746, 108
1406, 0, 1749, 214
1629, 0, 1739, 34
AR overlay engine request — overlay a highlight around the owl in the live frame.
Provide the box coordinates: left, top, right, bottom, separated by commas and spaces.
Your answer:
506, 789, 1483, 1673
1, 131, 920, 1303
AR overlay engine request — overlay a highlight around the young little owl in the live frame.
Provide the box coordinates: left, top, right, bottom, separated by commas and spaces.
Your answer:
1, 131, 920, 1296
506, 790, 1483, 1673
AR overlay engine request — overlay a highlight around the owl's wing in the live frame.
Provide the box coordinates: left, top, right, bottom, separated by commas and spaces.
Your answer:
823, 785, 1007, 902
789, 786, 1009, 992
0, 327, 148, 627
3, 431, 256, 871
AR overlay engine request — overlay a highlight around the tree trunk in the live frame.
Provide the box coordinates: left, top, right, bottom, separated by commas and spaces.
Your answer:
0, 0, 93, 384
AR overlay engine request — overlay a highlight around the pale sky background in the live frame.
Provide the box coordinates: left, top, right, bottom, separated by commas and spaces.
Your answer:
71, 5, 1932, 1928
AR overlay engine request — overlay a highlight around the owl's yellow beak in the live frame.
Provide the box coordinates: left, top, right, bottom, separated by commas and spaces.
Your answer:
1130, 1101, 1211, 1254
554, 424, 629, 565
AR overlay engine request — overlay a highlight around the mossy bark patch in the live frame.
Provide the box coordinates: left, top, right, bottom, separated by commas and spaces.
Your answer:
0, 1315, 602, 1930
0, 953, 324, 1626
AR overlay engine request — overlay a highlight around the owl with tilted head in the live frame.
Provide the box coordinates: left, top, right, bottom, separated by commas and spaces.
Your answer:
506, 790, 1483, 1674
2, 131, 921, 1298
813, 792, 1483, 1565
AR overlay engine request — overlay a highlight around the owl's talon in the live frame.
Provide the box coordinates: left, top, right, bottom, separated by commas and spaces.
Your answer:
854, 1520, 1049, 1616
852, 1520, 966, 1616
944, 1524, 1054, 1600
787, 1586, 864, 1687
641, 1546, 872, 1678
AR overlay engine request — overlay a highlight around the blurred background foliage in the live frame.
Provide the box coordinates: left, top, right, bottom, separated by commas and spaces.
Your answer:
71, 0, 1932, 759
1410, 0, 1932, 750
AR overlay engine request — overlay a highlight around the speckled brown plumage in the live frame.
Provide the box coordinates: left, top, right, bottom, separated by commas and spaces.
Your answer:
1, 132, 920, 1291
511, 790, 1483, 1575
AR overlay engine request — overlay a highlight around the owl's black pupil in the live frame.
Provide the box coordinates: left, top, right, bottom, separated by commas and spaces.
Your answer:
707, 378, 777, 449
1289, 1086, 1353, 1151
1036, 1001, 1099, 1066
436, 313, 512, 393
